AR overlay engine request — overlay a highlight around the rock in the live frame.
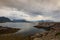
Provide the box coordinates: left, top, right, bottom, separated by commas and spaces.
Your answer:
34, 22, 60, 31
32, 23, 60, 40
33, 38, 43, 40
0, 26, 20, 34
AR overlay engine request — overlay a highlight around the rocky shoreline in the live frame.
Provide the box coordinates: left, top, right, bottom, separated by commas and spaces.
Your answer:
31, 22, 60, 40
0, 22, 60, 40
0, 26, 20, 34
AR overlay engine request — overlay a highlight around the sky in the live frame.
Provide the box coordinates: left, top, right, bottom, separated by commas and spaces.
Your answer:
0, 0, 60, 21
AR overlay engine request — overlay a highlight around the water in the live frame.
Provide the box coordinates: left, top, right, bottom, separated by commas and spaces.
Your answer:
0, 22, 45, 35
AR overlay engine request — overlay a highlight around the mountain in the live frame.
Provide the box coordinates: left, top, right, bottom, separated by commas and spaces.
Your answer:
32, 20, 54, 22
12, 19, 27, 22
38, 20, 54, 22
0, 17, 11, 23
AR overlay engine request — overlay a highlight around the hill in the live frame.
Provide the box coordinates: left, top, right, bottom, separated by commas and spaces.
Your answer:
0, 17, 11, 23
12, 19, 27, 22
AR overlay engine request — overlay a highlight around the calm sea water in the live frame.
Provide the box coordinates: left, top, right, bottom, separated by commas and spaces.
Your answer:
0, 22, 45, 35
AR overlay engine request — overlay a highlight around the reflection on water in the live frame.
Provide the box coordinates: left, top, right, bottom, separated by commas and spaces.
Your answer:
0, 22, 45, 35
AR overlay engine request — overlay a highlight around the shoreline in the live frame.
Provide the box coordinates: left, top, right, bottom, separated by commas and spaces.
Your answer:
0, 22, 60, 40
0, 26, 20, 34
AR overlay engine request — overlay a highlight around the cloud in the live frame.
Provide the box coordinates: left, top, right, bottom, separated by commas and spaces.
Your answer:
0, 0, 60, 21
0, 6, 53, 21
